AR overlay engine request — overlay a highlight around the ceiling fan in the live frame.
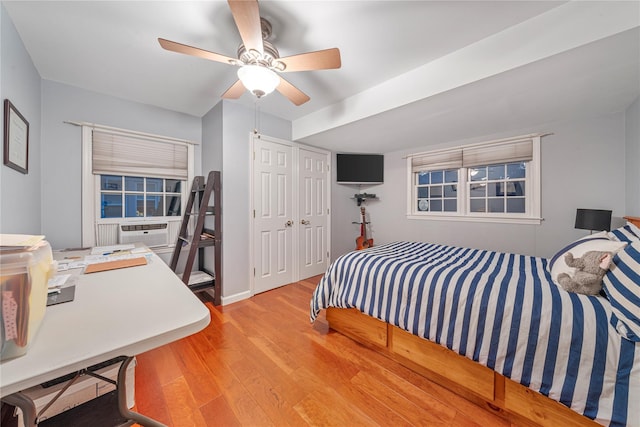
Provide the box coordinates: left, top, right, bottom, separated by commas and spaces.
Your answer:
158, 0, 341, 106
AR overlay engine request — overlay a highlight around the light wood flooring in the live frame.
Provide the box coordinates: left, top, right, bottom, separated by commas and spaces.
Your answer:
134, 275, 521, 426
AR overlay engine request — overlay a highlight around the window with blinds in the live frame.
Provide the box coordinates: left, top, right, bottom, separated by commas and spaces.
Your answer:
407, 134, 542, 223
80, 123, 195, 248
92, 130, 189, 221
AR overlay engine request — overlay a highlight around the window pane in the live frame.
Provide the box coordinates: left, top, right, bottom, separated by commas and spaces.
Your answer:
166, 179, 181, 193
417, 199, 429, 211
444, 199, 457, 212
470, 199, 485, 212
507, 181, 525, 197
430, 200, 442, 211
125, 194, 144, 217
418, 187, 429, 198
469, 183, 486, 197
444, 170, 458, 183
431, 186, 442, 198
101, 194, 122, 218
147, 195, 163, 216
488, 198, 504, 213
166, 196, 181, 216
469, 167, 486, 182
101, 175, 122, 191
418, 172, 429, 185
443, 184, 457, 198
488, 182, 500, 197
488, 164, 505, 180
507, 162, 526, 179
125, 176, 144, 192
430, 171, 443, 184
507, 198, 526, 213
147, 178, 163, 193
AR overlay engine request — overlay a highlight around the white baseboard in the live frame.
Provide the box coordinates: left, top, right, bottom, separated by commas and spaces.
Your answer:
220, 290, 252, 305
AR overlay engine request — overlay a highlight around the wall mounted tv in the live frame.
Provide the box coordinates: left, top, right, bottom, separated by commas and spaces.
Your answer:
336, 153, 384, 184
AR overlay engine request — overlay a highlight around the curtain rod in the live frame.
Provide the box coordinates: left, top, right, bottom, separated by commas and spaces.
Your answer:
64, 121, 200, 145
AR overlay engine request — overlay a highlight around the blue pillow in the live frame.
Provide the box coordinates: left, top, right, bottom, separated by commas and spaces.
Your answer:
609, 224, 640, 244
602, 241, 640, 341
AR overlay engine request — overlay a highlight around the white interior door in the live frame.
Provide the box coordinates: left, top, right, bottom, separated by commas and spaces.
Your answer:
298, 148, 329, 279
253, 138, 294, 294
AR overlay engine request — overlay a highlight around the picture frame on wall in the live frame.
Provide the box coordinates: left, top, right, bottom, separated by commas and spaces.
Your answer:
3, 99, 29, 174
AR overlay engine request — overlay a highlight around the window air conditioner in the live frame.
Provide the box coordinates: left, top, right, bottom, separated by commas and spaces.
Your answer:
118, 223, 168, 248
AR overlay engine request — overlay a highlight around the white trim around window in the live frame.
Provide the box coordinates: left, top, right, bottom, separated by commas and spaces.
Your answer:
406, 133, 544, 225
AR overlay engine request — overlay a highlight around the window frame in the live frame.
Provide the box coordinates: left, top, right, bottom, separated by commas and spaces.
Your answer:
81, 124, 196, 247
96, 175, 184, 221
406, 134, 542, 225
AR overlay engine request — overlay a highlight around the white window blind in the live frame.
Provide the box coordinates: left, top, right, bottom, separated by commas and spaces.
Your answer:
462, 138, 533, 168
92, 130, 188, 180
411, 149, 462, 172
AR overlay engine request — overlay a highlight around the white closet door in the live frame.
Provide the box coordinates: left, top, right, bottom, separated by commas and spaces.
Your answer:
253, 138, 294, 294
298, 148, 329, 279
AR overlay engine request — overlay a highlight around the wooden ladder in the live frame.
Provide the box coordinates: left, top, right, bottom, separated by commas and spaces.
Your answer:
169, 171, 222, 304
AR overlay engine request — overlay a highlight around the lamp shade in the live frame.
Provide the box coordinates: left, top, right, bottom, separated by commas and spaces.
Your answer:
575, 208, 612, 232
237, 65, 280, 98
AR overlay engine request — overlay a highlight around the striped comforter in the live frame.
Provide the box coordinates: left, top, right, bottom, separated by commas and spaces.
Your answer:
310, 241, 639, 427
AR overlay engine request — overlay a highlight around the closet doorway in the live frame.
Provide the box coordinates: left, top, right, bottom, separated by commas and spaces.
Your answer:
251, 134, 330, 295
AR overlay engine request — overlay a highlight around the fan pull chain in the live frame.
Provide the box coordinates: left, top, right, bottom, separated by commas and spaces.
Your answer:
253, 98, 261, 135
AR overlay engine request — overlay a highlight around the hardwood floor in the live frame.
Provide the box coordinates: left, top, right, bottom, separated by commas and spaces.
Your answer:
134, 275, 520, 426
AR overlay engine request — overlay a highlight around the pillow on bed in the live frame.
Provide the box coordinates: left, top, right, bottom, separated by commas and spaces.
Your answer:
602, 241, 640, 341
608, 223, 640, 243
548, 231, 627, 285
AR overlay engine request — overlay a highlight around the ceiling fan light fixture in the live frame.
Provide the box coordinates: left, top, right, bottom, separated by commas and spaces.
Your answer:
237, 65, 280, 98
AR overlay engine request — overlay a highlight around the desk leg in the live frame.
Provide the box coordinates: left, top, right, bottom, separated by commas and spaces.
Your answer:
2, 392, 36, 427
117, 356, 166, 427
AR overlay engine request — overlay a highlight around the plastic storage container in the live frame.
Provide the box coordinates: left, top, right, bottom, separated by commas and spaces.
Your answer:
1, 239, 55, 360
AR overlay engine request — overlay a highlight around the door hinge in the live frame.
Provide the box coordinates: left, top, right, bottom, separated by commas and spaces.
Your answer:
327, 208, 330, 214
253, 268, 256, 277
253, 151, 255, 160
253, 209, 255, 218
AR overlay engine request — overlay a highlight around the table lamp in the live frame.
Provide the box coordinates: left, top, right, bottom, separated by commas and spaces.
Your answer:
575, 208, 612, 234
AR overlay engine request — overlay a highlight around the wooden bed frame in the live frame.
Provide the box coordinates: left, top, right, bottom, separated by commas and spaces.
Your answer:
326, 307, 600, 427
325, 217, 640, 427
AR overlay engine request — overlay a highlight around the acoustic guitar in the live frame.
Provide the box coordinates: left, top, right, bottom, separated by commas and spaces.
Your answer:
356, 206, 374, 250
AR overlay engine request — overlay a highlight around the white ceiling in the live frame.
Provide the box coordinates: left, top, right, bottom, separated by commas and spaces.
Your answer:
3, 1, 639, 153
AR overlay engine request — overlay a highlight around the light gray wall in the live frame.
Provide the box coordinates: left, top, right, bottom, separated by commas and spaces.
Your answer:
625, 97, 640, 216
40, 80, 202, 249
202, 100, 291, 300
331, 112, 627, 259
0, 4, 42, 235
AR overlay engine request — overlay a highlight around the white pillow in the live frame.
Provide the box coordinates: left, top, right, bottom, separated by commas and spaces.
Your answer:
549, 232, 627, 285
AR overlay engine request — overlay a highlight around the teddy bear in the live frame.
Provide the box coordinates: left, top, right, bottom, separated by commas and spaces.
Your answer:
557, 250, 612, 295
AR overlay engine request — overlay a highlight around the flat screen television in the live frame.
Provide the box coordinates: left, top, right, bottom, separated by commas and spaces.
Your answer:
336, 153, 384, 184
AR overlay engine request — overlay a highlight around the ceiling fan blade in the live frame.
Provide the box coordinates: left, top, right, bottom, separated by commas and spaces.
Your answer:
278, 48, 341, 72
158, 38, 237, 64
227, 0, 264, 55
276, 76, 310, 106
221, 80, 246, 99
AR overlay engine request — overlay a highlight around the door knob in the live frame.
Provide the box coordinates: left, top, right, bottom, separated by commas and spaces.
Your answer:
285, 220, 293, 227
301, 219, 310, 225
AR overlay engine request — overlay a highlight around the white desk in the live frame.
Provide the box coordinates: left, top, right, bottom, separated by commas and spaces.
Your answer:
0, 248, 211, 425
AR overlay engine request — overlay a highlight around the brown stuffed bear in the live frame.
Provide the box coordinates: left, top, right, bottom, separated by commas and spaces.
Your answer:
557, 250, 612, 295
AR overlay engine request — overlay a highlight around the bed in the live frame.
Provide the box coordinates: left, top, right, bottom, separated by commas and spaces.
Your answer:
310, 217, 640, 427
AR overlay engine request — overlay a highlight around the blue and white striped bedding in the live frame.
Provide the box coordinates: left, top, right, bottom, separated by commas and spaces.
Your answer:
310, 241, 639, 427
